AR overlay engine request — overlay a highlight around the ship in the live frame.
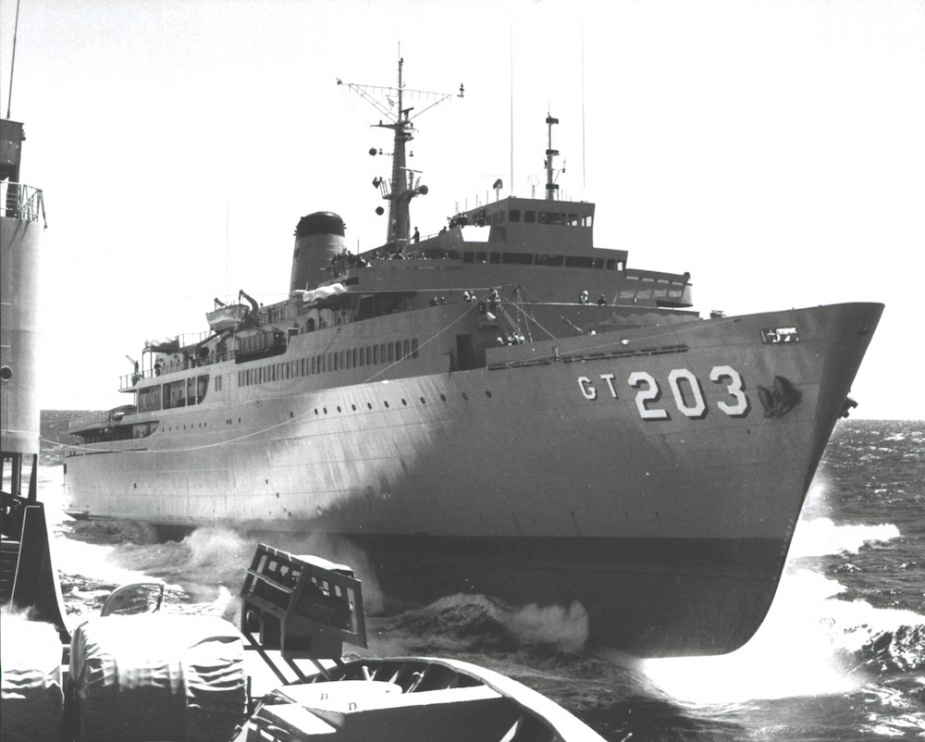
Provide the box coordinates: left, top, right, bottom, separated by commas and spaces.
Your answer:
62, 58, 883, 657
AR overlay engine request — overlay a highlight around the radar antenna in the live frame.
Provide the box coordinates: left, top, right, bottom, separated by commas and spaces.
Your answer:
338, 58, 464, 248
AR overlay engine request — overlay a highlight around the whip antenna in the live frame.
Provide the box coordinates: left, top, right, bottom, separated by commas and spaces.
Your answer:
6, 0, 23, 118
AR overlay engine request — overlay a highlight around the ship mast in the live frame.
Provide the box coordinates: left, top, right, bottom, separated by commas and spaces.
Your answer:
339, 58, 463, 248
545, 113, 560, 201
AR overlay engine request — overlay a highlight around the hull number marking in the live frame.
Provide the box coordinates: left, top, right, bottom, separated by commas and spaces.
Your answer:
578, 365, 750, 420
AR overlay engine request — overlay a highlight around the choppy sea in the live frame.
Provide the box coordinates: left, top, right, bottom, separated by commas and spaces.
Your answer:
38, 419, 925, 741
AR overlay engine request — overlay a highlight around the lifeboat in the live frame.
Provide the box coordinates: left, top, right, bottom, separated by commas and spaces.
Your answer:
205, 303, 249, 332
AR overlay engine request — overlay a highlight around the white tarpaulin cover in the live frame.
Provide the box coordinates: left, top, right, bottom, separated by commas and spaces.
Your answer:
0, 615, 63, 742
291, 283, 346, 303
71, 613, 247, 742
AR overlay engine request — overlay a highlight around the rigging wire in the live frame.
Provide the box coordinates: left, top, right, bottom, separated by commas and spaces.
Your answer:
6, 0, 22, 118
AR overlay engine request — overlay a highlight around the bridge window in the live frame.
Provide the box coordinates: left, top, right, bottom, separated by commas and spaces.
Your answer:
535, 253, 565, 267
502, 252, 534, 265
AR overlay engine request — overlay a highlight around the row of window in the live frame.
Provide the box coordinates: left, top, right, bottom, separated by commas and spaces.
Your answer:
138, 374, 211, 412
461, 251, 624, 271
237, 338, 420, 388
508, 209, 592, 227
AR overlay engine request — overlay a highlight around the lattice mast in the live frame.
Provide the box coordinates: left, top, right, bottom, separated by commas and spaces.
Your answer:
338, 57, 463, 247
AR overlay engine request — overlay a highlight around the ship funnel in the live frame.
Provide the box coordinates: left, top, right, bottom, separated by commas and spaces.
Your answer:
290, 212, 346, 292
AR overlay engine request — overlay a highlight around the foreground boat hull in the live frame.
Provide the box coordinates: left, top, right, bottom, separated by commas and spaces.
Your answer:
64, 302, 882, 655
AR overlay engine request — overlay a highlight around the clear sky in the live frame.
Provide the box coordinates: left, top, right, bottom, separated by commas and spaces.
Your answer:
2, 0, 924, 419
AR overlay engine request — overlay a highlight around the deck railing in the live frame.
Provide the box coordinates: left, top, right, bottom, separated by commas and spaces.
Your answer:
118, 347, 237, 391
1, 182, 46, 224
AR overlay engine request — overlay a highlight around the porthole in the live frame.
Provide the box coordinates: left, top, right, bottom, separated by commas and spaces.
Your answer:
462, 393, 469, 401
337, 406, 342, 413
440, 394, 447, 402
420, 397, 426, 404
401, 399, 408, 406
384, 401, 390, 408
486, 391, 493, 398
367, 402, 373, 409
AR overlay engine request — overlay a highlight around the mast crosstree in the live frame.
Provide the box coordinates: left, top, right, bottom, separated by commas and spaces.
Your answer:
338, 57, 463, 248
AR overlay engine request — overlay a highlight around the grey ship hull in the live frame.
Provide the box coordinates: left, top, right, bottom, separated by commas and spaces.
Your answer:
64, 301, 881, 655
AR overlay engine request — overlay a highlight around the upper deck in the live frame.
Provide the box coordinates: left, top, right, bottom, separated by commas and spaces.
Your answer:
450, 195, 596, 251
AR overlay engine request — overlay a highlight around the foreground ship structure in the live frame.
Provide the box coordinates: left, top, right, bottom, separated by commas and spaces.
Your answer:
1, 117, 67, 633
63, 59, 883, 656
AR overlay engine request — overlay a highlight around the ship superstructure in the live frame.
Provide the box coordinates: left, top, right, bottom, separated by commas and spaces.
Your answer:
63, 60, 882, 657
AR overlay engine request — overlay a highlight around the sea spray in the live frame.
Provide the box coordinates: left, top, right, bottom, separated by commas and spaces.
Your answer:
507, 600, 589, 654
380, 593, 589, 654
641, 568, 864, 703
790, 517, 901, 559
641, 480, 911, 704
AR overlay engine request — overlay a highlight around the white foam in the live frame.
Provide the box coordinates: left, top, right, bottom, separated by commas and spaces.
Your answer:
642, 569, 862, 702
789, 517, 900, 558
505, 601, 590, 653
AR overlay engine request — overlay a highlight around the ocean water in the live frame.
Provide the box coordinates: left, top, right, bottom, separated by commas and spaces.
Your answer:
39, 419, 925, 741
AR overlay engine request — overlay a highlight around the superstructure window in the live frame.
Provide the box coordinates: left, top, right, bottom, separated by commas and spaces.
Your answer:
138, 385, 162, 412
502, 252, 534, 265
535, 254, 565, 267
164, 380, 186, 409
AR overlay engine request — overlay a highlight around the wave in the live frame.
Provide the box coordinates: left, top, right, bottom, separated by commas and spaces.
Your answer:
789, 517, 901, 559
379, 592, 589, 655
641, 564, 925, 706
